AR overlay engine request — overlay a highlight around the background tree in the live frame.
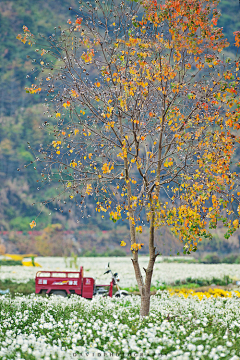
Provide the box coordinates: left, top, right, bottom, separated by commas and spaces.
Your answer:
18, 0, 240, 316
35, 224, 74, 256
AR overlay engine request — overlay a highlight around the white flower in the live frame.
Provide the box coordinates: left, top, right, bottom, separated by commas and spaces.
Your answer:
187, 344, 196, 351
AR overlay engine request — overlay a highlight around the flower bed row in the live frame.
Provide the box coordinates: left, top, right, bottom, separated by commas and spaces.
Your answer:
0, 292, 240, 359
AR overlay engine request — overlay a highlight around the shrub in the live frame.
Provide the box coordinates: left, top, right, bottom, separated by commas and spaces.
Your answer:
235, 256, 240, 264
0, 260, 22, 266
106, 249, 126, 257
201, 254, 221, 264
222, 254, 238, 264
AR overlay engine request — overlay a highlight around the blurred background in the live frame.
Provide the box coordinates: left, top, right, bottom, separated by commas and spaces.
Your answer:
0, 0, 240, 261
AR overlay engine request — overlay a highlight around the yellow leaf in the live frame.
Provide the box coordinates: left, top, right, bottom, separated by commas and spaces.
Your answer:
56, 113, 61, 117
120, 240, 126, 246
86, 184, 93, 195
29, 220, 36, 229
136, 225, 143, 233
102, 163, 110, 174
63, 101, 70, 108
71, 90, 79, 97
233, 219, 239, 228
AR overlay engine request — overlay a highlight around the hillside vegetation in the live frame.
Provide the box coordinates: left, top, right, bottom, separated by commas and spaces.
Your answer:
0, 0, 240, 255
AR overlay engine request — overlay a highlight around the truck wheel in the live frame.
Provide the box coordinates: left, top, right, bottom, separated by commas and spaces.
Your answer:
51, 290, 67, 297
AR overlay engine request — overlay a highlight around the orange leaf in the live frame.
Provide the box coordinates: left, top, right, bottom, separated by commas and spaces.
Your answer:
76, 18, 82, 25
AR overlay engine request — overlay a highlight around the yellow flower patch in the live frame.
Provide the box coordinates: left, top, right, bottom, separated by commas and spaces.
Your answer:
168, 288, 240, 299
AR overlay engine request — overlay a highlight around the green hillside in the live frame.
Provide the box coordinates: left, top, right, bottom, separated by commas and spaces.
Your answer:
0, 0, 86, 231
0, 0, 240, 255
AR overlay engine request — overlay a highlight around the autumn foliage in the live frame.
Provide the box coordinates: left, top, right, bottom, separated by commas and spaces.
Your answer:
18, 0, 240, 315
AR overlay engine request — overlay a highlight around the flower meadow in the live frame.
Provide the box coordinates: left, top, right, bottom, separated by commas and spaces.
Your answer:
1, 256, 240, 287
1, 292, 240, 360
1, 258, 240, 359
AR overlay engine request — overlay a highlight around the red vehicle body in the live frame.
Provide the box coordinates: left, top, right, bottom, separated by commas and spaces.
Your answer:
35, 266, 114, 298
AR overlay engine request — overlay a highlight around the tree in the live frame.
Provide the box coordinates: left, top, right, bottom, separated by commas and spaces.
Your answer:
35, 224, 73, 256
18, 0, 240, 316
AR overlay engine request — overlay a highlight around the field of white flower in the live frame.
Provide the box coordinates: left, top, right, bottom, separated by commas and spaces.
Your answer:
0, 292, 240, 360
1, 256, 240, 287
1, 258, 240, 359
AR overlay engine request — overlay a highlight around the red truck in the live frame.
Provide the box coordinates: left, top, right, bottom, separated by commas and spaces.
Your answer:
35, 263, 128, 298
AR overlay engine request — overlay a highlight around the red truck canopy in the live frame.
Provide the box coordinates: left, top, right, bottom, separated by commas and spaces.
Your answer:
35, 266, 95, 298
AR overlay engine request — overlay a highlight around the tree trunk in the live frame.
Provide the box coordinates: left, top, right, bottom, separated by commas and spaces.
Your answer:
140, 292, 151, 317
127, 201, 157, 317
123, 124, 157, 316
139, 210, 157, 317
123, 152, 145, 295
